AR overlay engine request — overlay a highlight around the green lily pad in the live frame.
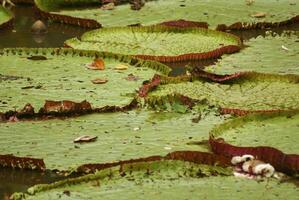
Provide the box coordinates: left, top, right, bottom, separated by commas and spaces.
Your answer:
35, 0, 299, 29
205, 32, 299, 75
0, 5, 13, 29
0, 109, 225, 171
65, 26, 241, 62
211, 111, 299, 154
146, 73, 299, 111
0, 48, 170, 112
11, 160, 299, 200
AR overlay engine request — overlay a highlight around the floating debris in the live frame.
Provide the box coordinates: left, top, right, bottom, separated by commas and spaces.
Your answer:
31, 20, 48, 34
86, 58, 105, 70
91, 78, 108, 84
130, 0, 145, 10
2, 0, 15, 7
251, 12, 266, 18
74, 135, 98, 143
114, 64, 128, 70
27, 55, 47, 60
164, 146, 172, 150
281, 45, 289, 51
101, 2, 115, 10
125, 73, 139, 81
133, 127, 140, 131
245, 0, 254, 6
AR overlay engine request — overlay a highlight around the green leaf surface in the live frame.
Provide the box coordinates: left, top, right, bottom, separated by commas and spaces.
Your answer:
65, 26, 240, 60
205, 32, 299, 75
0, 110, 225, 171
35, 0, 299, 29
212, 112, 299, 154
0, 5, 12, 27
147, 73, 299, 111
12, 160, 299, 200
0, 48, 170, 112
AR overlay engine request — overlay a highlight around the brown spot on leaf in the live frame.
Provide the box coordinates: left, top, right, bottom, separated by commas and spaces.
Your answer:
74, 135, 98, 143
251, 12, 266, 18
91, 78, 108, 84
86, 58, 105, 70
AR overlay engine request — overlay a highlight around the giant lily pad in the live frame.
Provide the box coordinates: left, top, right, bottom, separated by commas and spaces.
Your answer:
209, 111, 299, 174
145, 73, 299, 112
34, 0, 299, 30
0, 109, 226, 171
205, 32, 299, 75
65, 26, 241, 62
213, 112, 299, 154
0, 5, 13, 29
0, 48, 170, 113
11, 159, 299, 200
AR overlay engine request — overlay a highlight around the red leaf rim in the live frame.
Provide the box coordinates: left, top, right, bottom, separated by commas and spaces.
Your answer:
134, 45, 241, 62
209, 137, 299, 175
159, 19, 208, 29
77, 151, 231, 173
34, 2, 299, 31
0, 154, 46, 171
209, 110, 299, 175
0, 98, 138, 122
216, 15, 299, 31
34, 6, 101, 29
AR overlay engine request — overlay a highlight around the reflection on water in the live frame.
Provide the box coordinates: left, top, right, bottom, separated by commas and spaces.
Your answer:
0, 5, 91, 48
0, 168, 66, 199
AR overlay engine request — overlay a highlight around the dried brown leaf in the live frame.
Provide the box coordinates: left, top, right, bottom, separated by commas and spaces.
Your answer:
91, 78, 108, 84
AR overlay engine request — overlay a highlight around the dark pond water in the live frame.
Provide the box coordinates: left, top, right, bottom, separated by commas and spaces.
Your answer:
0, 4, 299, 199
0, 5, 90, 48
0, 168, 67, 200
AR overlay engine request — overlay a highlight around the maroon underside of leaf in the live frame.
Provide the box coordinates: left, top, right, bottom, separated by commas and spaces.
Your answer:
209, 137, 299, 175
34, 6, 102, 29
219, 108, 299, 117
0, 99, 138, 122
0, 154, 46, 171
134, 45, 241, 62
159, 19, 208, 29
192, 69, 247, 83
216, 15, 299, 31
77, 151, 231, 174
0, 17, 14, 30
138, 74, 162, 97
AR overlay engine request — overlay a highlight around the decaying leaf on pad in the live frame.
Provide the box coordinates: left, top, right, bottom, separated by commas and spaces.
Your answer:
125, 74, 139, 81
27, 56, 47, 60
91, 78, 108, 84
251, 12, 266, 18
101, 2, 115, 10
74, 135, 98, 143
114, 64, 128, 70
85, 58, 105, 70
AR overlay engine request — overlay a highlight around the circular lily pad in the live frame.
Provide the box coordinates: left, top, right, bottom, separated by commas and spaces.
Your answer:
212, 112, 299, 155
65, 26, 241, 62
0, 48, 170, 113
35, 0, 299, 29
11, 160, 299, 200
